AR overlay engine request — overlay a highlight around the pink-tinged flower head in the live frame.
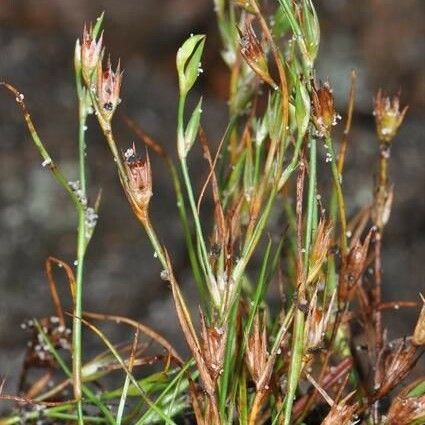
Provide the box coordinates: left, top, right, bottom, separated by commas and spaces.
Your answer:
81, 24, 103, 85
96, 57, 123, 121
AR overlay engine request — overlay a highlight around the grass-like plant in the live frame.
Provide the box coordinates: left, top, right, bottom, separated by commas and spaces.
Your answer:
1, 1, 424, 424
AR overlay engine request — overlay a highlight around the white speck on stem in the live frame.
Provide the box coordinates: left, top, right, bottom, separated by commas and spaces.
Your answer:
42, 158, 52, 167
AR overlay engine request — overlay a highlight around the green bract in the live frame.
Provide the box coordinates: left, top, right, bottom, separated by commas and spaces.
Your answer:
180, 97, 203, 158
176, 34, 206, 97
295, 80, 310, 139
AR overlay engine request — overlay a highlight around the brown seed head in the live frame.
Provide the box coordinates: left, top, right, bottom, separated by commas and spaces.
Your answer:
386, 379, 425, 425
96, 57, 123, 121
123, 144, 152, 223
200, 312, 227, 384
312, 81, 338, 137
376, 339, 419, 396
304, 290, 335, 359
322, 392, 358, 425
374, 90, 408, 143
245, 314, 270, 390
307, 219, 333, 284
338, 231, 372, 303
238, 18, 276, 89
81, 24, 103, 85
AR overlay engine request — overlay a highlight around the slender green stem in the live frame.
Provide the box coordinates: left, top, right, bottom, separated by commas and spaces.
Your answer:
144, 218, 168, 270
325, 135, 348, 254
281, 139, 316, 425
72, 67, 90, 424
177, 95, 215, 294
278, 133, 304, 190
77, 94, 88, 198
88, 90, 127, 182
245, 239, 273, 338
73, 213, 86, 423
116, 331, 139, 425
218, 297, 239, 420
304, 138, 317, 267
167, 158, 206, 302
254, 142, 262, 185
280, 308, 304, 425
180, 159, 212, 281
226, 188, 277, 324
177, 95, 186, 151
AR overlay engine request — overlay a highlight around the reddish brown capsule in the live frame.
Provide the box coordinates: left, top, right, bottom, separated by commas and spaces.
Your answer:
238, 19, 276, 89
375, 339, 419, 397
304, 290, 335, 358
245, 314, 269, 390
312, 81, 338, 137
338, 231, 372, 303
123, 144, 152, 223
200, 312, 227, 384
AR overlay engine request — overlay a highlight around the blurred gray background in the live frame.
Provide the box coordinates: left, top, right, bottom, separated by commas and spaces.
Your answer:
0, 0, 424, 396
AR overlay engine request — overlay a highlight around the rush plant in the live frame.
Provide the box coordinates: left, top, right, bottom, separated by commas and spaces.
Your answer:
0, 1, 423, 424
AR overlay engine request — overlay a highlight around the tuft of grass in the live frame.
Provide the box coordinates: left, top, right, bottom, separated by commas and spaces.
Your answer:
0, 1, 423, 424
